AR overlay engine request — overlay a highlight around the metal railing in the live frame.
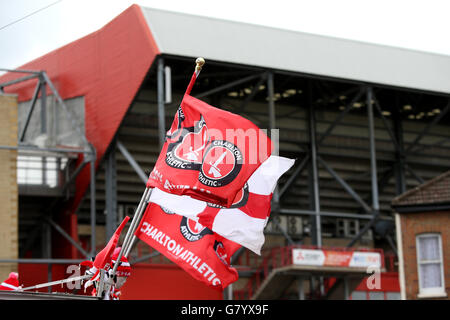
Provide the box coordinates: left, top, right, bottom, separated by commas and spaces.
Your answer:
233, 245, 386, 300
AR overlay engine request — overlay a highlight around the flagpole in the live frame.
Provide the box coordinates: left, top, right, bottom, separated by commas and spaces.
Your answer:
123, 188, 153, 258
96, 269, 106, 298
110, 187, 151, 276
184, 57, 205, 96
20, 274, 92, 291
93, 187, 151, 298
106, 58, 206, 296
114, 58, 206, 263
121, 58, 206, 259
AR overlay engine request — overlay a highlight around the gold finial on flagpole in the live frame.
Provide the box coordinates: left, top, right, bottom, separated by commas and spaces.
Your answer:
195, 57, 205, 72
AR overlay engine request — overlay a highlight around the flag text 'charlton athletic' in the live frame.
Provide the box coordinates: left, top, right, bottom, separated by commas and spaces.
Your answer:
135, 203, 240, 290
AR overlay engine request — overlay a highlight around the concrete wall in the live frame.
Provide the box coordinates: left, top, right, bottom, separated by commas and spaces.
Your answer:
0, 94, 19, 281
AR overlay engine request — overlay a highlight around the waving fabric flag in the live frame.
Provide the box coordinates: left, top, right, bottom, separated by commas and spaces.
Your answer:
147, 93, 273, 208
80, 216, 130, 282
135, 203, 240, 290
93, 216, 130, 270
148, 155, 295, 255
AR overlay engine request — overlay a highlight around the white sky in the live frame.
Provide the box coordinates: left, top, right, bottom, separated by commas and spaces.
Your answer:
1, 0, 450, 73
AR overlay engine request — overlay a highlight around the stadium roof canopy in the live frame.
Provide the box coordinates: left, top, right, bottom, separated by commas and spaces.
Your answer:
1, 4, 449, 213
141, 6, 450, 95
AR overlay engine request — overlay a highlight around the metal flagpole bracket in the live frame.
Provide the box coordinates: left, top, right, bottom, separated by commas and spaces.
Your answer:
96, 269, 106, 298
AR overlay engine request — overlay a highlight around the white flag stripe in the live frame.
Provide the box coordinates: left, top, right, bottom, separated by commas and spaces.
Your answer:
149, 155, 295, 254
0, 282, 18, 290
247, 156, 295, 195
150, 155, 294, 208
151, 189, 206, 216
212, 208, 268, 254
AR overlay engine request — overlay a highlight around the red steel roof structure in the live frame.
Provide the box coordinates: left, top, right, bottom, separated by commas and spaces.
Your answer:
1, 5, 159, 258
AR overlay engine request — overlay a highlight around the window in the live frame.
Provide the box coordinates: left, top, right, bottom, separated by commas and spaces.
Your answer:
416, 233, 446, 298
336, 219, 372, 240
17, 155, 67, 187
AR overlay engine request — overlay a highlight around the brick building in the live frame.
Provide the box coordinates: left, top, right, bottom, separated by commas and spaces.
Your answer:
0, 94, 19, 281
392, 171, 450, 300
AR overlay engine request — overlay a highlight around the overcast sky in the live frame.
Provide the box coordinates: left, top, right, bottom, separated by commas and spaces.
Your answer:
1, 0, 450, 73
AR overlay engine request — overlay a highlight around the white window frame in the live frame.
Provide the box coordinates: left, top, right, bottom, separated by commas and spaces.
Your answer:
415, 233, 447, 298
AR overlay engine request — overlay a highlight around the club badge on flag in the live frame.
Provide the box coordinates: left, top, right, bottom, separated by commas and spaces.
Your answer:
135, 203, 240, 290
148, 155, 295, 255
147, 85, 273, 208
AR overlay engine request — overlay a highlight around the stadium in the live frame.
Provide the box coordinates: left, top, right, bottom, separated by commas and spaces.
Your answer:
0, 4, 449, 300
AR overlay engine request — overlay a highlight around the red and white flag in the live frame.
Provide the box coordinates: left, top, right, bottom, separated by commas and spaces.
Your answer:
135, 203, 240, 290
148, 155, 295, 255
92, 216, 130, 270
147, 93, 273, 208
80, 216, 130, 282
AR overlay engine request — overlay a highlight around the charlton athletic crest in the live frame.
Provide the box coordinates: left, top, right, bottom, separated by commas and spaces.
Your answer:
165, 114, 209, 171
165, 112, 243, 188
213, 240, 230, 266
180, 217, 213, 242
199, 140, 243, 187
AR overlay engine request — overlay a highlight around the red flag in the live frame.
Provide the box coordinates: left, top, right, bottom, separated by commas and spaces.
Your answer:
135, 203, 240, 290
147, 94, 273, 207
149, 155, 295, 254
93, 216, 130, 270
